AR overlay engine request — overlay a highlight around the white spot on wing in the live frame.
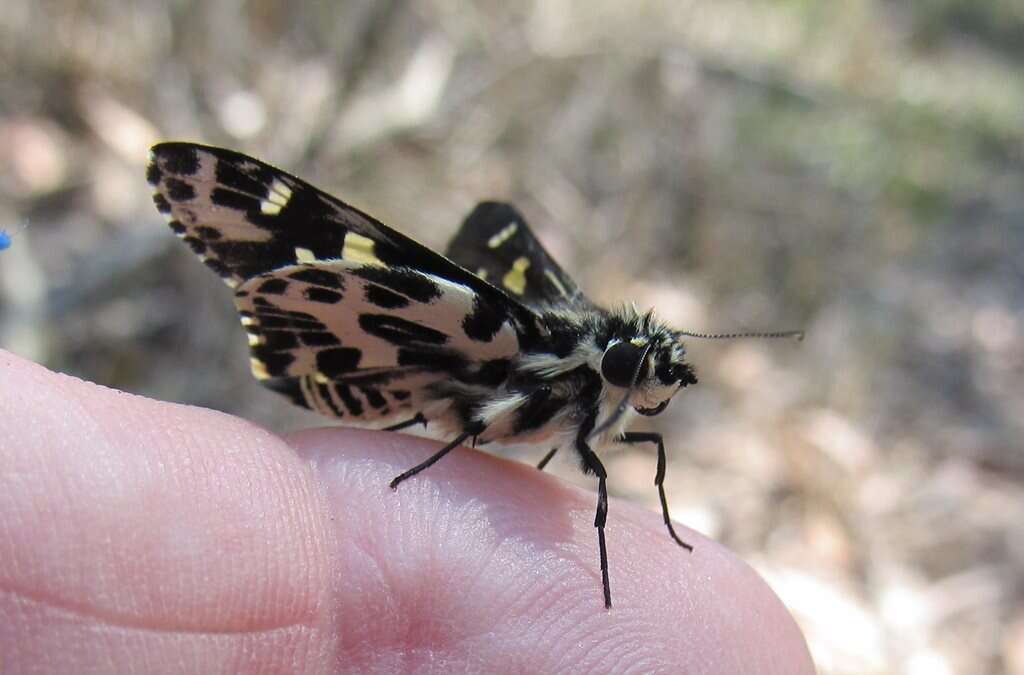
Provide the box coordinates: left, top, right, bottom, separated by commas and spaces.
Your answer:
295, 247, 316, 263
487, 222, 518, 249
502, 256, 530, 295
250, 357, 270, 380
342, 232, 385, 267
260, 179, 293, 214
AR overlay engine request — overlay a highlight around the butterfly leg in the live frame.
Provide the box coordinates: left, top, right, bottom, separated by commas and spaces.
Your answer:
618, 432, 693, 551
536, 447, 559, 470
389, 426, 481, 490
576, 439, 612, 609
383, 412, 428, 432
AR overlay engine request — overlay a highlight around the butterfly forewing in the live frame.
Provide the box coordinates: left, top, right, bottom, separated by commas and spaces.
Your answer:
149, 144, 526, 301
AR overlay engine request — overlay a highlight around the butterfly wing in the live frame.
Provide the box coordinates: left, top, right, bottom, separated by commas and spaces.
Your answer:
147, 143, 540, 424
149, 144, 519, 300
445, 201, 586, 307
236, 261, 520, 425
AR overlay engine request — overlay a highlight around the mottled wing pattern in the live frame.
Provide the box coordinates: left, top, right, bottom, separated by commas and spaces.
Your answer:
147, 142, 533, 425
445, 201, 585, 307
236, 260, 520, 423
148, 143, 517, 298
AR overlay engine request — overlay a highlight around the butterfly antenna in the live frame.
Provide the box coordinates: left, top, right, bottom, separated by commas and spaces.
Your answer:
678, 329, 804, 342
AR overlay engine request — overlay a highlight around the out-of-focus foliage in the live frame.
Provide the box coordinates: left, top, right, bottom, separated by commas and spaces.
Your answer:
1, 2, 1021, 673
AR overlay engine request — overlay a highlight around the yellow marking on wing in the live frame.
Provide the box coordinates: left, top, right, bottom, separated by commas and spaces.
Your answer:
247, 332, 263, 346
240, 316, 256, 326
295, 247, 316, 263
302, 375, 329, 416
502, 256, 530, 295
630, 337, 647, 347
260, 179, 293, 214
250, 357, 270, 380
476, 268, 488, 280
544, 270, 569, 297
314, 371, 329, 384
342, 232, 385, 267
487, 222, 518, 249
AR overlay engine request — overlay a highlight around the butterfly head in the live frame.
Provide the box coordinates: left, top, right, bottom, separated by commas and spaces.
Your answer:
600, 315, 698, 417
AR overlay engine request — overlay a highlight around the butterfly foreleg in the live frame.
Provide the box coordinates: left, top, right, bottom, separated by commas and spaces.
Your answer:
536, 447, 559, 470
383, 412, 428, 432
617, 431, 693, 552
389, 424, 484, 490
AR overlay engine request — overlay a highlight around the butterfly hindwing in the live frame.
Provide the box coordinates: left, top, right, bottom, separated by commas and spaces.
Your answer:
235, 260, 521, 424
445, 201, 585, 307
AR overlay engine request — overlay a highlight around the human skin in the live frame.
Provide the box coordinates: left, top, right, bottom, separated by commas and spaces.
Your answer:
0, 350, 815, 674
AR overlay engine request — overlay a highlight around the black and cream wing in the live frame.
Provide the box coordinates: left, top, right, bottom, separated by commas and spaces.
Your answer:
237, 261, 520, 423
148, 143, 511, 295
147, 143, 535, 425
445, 201, 585, 306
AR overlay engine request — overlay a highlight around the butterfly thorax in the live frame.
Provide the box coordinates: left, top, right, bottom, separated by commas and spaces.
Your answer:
431, 305, 697, 450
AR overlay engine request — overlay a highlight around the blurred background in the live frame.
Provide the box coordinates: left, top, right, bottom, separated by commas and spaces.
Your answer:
1, 1, 1022, 673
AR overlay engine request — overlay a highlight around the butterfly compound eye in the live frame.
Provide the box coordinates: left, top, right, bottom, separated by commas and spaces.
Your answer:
601, 340, 646, 388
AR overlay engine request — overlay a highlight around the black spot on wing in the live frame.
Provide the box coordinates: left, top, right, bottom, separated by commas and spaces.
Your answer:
168, 220, 186, 235
316, 347, 362, 377
183, 237, 206, 255
391, 390, 410, 401
156, 144, 201, 176
299, 331, 340, 346
153, 193, 171, 214
204, 259, 232, 277
262, 378, 309, 409
214, 158, 276, 196
288, 269, 344, 289
335, 384, 364, 416
146, 162, 163, 186
363, 388, 387, 409
256, 314, 322, 330
304, 287, 342, 304
252, 348, 296, 376
473, 359, 510, 386
318, 382, 345, 417
462, 295, 505, 342
210, 187, 258, 211
351, 267, 442, 304
262, 330, 298, 350
258, 278, 289, 295
365, 283, 409, 309
210, 240, 317, 282
165, 178, 196, 202
195, 226, 222, 240
359, 314, 448, 346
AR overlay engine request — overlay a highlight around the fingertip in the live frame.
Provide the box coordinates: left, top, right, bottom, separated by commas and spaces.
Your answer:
287, 426, 815, 673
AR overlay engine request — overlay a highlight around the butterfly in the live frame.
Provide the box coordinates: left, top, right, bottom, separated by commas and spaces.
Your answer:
147, 142, 801, 608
